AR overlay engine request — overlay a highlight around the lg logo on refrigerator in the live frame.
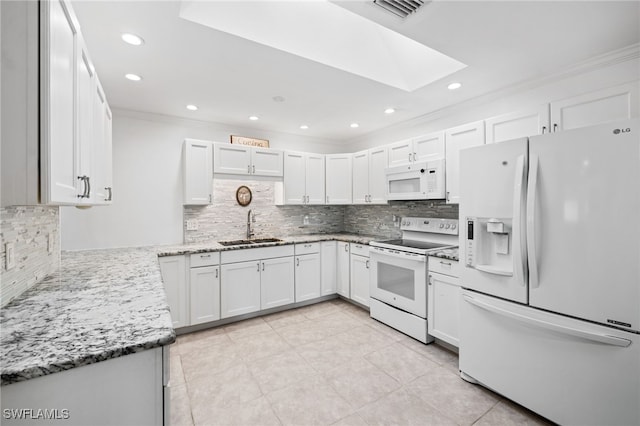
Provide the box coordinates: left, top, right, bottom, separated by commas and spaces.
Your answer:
612, 128, 631, 135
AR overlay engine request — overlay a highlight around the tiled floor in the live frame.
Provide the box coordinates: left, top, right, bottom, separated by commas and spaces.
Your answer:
170, 299, 552, 426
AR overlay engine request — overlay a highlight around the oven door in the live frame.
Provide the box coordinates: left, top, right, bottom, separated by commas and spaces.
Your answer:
369, 246, 427, 318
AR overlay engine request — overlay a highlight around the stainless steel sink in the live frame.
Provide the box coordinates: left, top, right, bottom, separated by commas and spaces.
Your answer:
218, 238, 282, 246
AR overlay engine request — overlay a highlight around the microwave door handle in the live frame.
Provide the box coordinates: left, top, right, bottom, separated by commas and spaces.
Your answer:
512, 154, 527, 287
526, 154, 540, 289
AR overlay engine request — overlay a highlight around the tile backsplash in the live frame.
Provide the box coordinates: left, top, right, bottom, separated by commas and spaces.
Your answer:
184, 179, 345, 243
0, 206, 60, 307
184, 178, 459, 243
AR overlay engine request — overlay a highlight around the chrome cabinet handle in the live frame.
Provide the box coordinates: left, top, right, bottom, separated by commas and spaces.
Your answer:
344, 244, 348, 252
446, 191, 450, 202
366, 260, 370, 269
326, 195, 329, 203
253, 165, 255, 174
306, 195, 310, 203
408, 153, 412, 162
296, 258, 300, 267
105, 187, 113, 201
262, 262, 265, 271
200, 254, 211, 258
302, 195, 306, 204
215, 268, 219, 278
86, 176, 91, 198
541, 126, 547, 134
257, 262, 260, 272
553, 123, 558, 132
77, 176, 88, 198
440, 261, 451, 266
428, 274, 433, 285
413, 153, 417, 162
248, 165, 251, 173
209, 194, 212, 203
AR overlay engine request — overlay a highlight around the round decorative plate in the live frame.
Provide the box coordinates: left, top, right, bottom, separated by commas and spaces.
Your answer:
235, 185, 252, 206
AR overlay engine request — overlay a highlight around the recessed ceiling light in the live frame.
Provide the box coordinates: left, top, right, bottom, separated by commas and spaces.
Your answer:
448, 82, 462, 90
350, 123, 359, 128
121, 33, 144, 46
186, 104, 198, 111
249, 116, 259, 121
300, 125, 309, 130
384, 108, 395, 114
125, 73, 142, 81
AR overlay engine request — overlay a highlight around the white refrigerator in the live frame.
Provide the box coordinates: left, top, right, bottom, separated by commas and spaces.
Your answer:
458, 119, 640, 426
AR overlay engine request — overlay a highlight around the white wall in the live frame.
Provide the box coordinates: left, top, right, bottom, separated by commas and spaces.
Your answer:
61, 111, 343, 250
345, 48, 640, 151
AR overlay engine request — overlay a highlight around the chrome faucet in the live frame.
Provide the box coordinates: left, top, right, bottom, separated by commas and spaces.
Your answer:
246, 209, 255, 239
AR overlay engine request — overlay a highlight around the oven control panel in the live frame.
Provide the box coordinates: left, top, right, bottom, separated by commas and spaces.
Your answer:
400, 217, 459, 235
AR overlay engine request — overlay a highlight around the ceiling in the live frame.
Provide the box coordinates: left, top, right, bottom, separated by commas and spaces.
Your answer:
72, 1, 640, 142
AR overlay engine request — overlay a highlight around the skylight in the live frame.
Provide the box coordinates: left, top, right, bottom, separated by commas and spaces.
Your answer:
179, 0, 466, 92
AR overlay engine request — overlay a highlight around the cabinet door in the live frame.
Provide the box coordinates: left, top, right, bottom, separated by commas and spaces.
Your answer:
350, 254, 370, 307
336, 242, 350, 298
427, 272, 461, 347
445, 120, 485, 204
261, 257, 295, 309
103, 106, 113, 203
305, 154, 326, 205
325, 154, 353, 204
413, 131, 445, 162
283, 152, 306, 205
320, 241, 337, 296
368, 146, 388, 204
41, 0, 79, 204
76, 44, 93, 201
486, 104, 550, 144
252, 148, 283, 177
92, 81, 113, 205
221, 261, 261, 318
352, 150, 369, 204
551, 82, 639, 132
189, 266, 220, 325
183, 139, 213, 205
213, 143, 251, 175
387, 139, 413, 167
158, 256, 188, 328
295, 253, 321, 302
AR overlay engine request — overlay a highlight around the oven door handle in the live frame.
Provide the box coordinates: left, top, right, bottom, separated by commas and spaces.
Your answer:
370, 248, 426, 262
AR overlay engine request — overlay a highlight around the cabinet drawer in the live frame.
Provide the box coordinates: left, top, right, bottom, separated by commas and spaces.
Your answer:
349, 242, 370, 257
295, 242, 320, 255
190, 252, 220, 268
428, 257, 460, 277
221, 244, 295, 264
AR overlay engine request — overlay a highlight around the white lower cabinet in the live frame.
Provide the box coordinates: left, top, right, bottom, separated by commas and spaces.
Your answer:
320, 241, 337, 296
427, 257, 461, 347
189, 265, 220, 325
220, 261, 262, 319
261, 256, 295, 309
158, 255, 188, 329
295, 253, 321, 302
336, 242, 350, 298
349, 243, 370, 307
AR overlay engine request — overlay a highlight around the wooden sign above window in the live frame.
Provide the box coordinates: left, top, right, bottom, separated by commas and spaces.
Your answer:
230, 135, 269, 148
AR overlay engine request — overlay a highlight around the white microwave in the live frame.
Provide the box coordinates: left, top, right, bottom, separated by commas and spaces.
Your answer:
385, 159, 445, 200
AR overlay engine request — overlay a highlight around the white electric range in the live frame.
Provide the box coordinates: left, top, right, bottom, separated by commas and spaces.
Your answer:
369, 217, 459, 343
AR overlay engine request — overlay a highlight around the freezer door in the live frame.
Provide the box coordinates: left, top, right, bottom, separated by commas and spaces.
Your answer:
459, 138, 528, 303
527, 119, 640, 332
460, 290, 640, 426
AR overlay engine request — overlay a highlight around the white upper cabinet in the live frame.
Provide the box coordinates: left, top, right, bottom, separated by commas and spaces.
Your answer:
445, 120, 485, 204
282, 151, 325, 205
387, 139, 414, 167
550, 82, 639, 132
413, 131, 445, 163
183, 139, 213, 205
325, 154, 352, 204
213, 143, 283, 177
353, 147, 388, 204
486, 104, 550, 144
91, 80, 113, 204
387, 132, 444, 167
41, 0, 79, 204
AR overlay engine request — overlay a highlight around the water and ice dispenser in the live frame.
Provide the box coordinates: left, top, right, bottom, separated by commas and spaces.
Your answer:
465, 217, 514, 277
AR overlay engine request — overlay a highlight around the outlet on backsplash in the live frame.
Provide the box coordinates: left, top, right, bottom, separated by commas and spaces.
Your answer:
186, 220, 198, 231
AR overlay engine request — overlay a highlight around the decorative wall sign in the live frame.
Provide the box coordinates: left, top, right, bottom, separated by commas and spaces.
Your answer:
235, 185, 253, 206
230, 135, 269, 148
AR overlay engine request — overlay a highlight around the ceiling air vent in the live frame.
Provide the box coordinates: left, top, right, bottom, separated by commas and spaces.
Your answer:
373, 0, 427, 19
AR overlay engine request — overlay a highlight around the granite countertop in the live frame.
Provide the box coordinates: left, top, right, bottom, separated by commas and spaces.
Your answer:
0, 248, 176, 386
430, 247, 459, 261
157, 233, 381, 257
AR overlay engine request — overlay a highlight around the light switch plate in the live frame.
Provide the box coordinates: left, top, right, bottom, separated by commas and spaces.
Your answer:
186, 220, 198, 231
5, 243, 15, 270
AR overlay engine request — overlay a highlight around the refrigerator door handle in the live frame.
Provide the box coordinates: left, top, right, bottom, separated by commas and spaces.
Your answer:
463, 295, 632, 348
512, 154, 527, 287
526, 154, 540, 288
